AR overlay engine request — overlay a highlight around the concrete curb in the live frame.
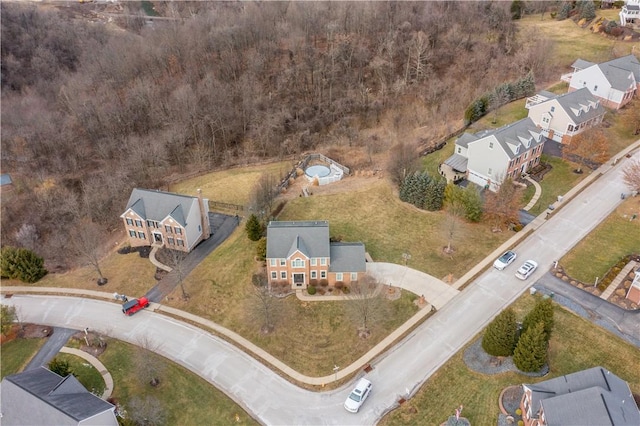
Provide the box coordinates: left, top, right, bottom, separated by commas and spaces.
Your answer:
59, 346, 113, 400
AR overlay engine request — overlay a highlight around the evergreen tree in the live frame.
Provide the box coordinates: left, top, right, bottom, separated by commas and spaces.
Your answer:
48, 357, 73, 377
400, 171, 432, 209
522, 297, 554, 340
245, 214, 263, 241
255, 237, 267, 261
462, 185, 483, 222
482, 308, 518, 356
0, 246, 47, 283
424, 178, 446, 211
558, 2, 572, 20
579, 0, 596, 20
510, 0, 524, 20
513, 321, 548, 372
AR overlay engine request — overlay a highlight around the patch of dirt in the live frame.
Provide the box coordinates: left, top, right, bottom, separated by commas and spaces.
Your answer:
71, 331, 108, 357
279, 174, 383, 202
1, 323, 52, 344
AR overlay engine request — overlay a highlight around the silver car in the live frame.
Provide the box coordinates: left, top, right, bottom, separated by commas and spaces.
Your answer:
493, 250, 517, 270
344, 378, 372, 413
515, 260, 538, 280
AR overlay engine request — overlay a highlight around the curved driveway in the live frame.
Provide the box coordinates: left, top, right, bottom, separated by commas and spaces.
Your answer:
2, 148, 638, 425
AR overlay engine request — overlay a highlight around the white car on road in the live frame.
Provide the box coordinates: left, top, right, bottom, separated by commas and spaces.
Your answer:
515, 260, 538, 280
344, 378, 372, 413
493, 250, 517, 270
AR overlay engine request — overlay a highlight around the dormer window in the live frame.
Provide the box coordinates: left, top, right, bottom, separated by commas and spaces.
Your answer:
457, 147, 461, 154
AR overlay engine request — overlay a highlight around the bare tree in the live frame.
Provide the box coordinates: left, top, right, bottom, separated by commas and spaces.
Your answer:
345, 274, 389, 339
165, 249, 189, 300
1, 305, 16, 336
71, 219, 107, 285
14, 223, 39, 251
135, 335, 166, 387
127, 395, 166, 426
622, 159, 640, 192
250, 172, 279, 221
247, 275, 282, 334
562, 129, 609, 173
387, 141, 419, 187
483, 178, 523, 232
443, 184, 466, 254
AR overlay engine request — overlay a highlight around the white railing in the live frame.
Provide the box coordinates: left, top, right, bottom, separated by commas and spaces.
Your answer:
560, 72, 573, 83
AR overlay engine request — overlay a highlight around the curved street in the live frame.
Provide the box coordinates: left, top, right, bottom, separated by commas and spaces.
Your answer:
2, 147, 638, 425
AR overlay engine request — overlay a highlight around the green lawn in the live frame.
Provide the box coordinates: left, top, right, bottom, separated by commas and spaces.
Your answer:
100, 339, 257, 425
56, 353, 106, 396
0, 338, 45, 379
528, 155, 588, 216
380, 293, 640, 425
561, 198, 640, 283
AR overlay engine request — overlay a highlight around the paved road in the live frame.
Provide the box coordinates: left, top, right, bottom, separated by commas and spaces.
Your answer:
145, 213, 238, 302
3, 149, 637, 425
24, 327, 76, 371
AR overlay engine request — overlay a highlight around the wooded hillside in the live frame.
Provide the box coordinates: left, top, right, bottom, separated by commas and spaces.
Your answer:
1, 1, 555, 269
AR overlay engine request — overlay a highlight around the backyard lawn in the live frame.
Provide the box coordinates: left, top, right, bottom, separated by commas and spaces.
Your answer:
380, 293, 640, 425
561, 196, 640, 283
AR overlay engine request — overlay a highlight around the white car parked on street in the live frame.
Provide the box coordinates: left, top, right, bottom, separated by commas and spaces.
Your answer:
344, 378, 372, 413
515, 260, 538, 280
493, 250, 517, 270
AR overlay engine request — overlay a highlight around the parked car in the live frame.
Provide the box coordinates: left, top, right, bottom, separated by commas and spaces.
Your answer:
344, 378, 372, 413
493, 250, 517, 270
515, 260, 538, 280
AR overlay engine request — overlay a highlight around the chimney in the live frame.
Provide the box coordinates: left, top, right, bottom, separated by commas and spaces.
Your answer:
197, 189, 211, 239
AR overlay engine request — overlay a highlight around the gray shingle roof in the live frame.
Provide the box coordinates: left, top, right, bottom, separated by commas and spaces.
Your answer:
471, 117, 543, 160
455, 132, 479, 148
3, 367, 115, 422
266, 221, 330, 259
329, 243, 366, 273
443, 153, 468, 172
123, 188, 197, 226
571, 58, 595, 71
597, 54, 640, 91
551, 88, 605, 124
525, 366, 640, 426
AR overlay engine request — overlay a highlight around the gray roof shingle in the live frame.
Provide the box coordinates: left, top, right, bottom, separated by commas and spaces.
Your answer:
124, 188, 197, 227
329, 243, 366, 273
550, 88, 605, 124
525, 366, 640, 426
3, 367, 115, 422
467, 117, 544, 160
595, 54, 640, 91
266, 221, 330, 259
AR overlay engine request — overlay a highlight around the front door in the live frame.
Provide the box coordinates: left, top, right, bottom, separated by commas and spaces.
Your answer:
293, 273, 305, 287
153, 232, 163, 244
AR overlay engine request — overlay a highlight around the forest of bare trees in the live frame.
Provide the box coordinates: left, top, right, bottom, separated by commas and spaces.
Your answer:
1, 1, 555, 269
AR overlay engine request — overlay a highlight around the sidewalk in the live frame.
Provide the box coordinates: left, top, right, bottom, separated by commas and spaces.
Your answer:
60, 347, 114, 400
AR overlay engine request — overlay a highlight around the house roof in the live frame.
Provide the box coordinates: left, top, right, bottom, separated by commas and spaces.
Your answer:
266, 221, 330, 259
2, 367, 116, 423
329, 242, 366, 273
536, 87, 605, 125
123, 188, 198, 227
455, 132, 479, 149
443, 153, 468, 172
469, 117, 544, 160
571, 58, 595, 71
592, 54, 640, 92
525, 366, 640, 426
0, 173, 12, 186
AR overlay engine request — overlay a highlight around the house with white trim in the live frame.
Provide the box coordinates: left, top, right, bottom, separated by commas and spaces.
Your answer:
525, 88, 606, 144
563, 54, 639, 110
620, 0, 640, 25
121, 188, 211, 252
439, 118, 545, 192
265, 221, 366, 289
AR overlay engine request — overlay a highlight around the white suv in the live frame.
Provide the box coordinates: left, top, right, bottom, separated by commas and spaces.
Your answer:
344, 378, 372, 413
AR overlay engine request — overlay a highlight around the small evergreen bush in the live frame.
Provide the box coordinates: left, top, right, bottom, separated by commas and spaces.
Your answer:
307, 285, 316, 295
0, 246, 47, 283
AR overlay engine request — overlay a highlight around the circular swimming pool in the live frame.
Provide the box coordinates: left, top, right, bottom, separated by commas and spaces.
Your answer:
305, 165, 331, 178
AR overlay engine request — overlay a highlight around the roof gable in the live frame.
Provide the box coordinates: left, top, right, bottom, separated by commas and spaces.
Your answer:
266, 221, 330, 259
122, 188, 198, 227
472, 118, 543, 159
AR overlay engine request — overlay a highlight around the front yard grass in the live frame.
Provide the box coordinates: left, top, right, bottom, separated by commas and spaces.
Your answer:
380, 293, 640, 426
528, 155, 588, 216
0, 338, 45, 379
100, 339, 257, 425
561, 197, 640, 283
56, 352, 106, 397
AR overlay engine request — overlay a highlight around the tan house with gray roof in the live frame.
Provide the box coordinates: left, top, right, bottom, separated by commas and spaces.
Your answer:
120, 188, 211, 252
525, 88, 605, 144
266, 221, 366, 289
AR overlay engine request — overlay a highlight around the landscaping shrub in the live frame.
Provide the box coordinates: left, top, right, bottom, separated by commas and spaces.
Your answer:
0, 246, 47, 283
319, 279, 328, 287
334, 281, 344, 290
48, 357, 73, 377
309, 279, 318, 287
482, 308, 518, 357
307, 285, 316, 295
245, 214, 263, 241
255, 237, 267, 261
522, 297, 554, 340
513, 321, 548, 372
